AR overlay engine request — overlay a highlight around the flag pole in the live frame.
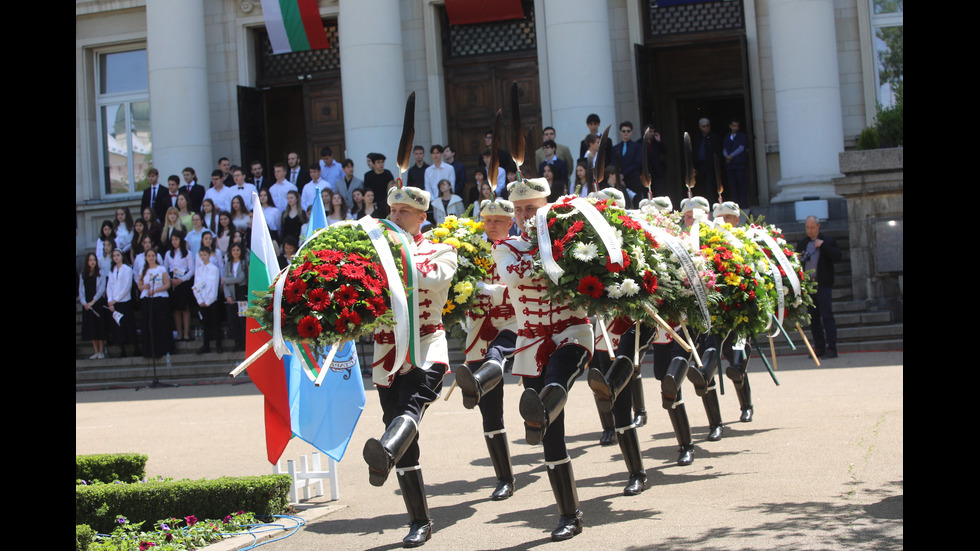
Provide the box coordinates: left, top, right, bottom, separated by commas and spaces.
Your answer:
230, 340, 273, 377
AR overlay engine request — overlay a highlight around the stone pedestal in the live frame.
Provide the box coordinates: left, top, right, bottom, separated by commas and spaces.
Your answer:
833, 148, 903, 320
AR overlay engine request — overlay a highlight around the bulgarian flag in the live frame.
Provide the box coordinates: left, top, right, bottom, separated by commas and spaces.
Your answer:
247, 192, 292, 464
261, 0, 330, 55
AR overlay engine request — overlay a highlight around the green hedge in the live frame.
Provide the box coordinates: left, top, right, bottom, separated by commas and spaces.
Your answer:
76, 453, 148, 483
75, 475, 292, 534
76, 524, 95, 551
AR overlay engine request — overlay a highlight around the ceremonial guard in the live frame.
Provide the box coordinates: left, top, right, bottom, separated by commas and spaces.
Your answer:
493, 177, 594, 540
711, 200, 754, 423
454, 196, 520, 501
363, 186, 458, 548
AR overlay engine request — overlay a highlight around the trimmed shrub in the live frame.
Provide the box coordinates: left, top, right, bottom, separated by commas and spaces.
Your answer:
76, 524, 95, 551
75, 475, 292, 534
76, 453, 148, 484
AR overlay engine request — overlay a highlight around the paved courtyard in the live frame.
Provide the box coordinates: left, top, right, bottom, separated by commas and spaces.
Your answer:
76, 350, 903, 550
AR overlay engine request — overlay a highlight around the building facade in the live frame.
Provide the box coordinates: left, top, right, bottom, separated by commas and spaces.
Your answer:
75, 0, 901, 256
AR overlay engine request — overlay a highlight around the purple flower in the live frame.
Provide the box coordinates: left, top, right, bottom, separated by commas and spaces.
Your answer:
117, 516, 128, 525
160, 523, 170, 531
185, 515, 198, 526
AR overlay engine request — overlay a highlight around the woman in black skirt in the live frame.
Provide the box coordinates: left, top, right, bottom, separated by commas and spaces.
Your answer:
106, 249, 138, 358
79, 252, 107, 359
164, 230, 194, 341
138, 248, 173, 358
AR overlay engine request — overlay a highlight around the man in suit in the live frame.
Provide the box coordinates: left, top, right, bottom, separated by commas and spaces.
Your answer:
642, 125, 668, 197
722, 119, 749, 206
692, 118, 722, 200
217, 157, 234, 188
797, 216, 842, 360
248, 161, 268, 191
478, 130, 514, 175
537, 140, 569, 192
612, 121, 643, 207
180, 167, 206, 213
141, 168, 169, 220
579, 113, 613, 163
535, 127, 574, 187
286, 151, 311, 191
406, 145, 428, 190
443, 145, 467, 199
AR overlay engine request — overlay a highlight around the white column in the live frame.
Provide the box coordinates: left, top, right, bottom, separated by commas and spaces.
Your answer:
768, 0, 844, 203
145, 0, 212, 180
540, 0, 616, 150
339, 0, 408, 179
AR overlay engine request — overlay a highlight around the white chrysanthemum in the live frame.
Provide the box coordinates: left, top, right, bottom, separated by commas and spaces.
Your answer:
630, 245, 646, 267
555, 208, 581, 219
572, 242, 599, 261
620, 278, 640, 297
606, 283, 624, 299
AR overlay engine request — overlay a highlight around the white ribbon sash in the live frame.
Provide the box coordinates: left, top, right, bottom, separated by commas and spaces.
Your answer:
361, 217, 416, 373
637, 219, 711, 333
537, 198, 624, 284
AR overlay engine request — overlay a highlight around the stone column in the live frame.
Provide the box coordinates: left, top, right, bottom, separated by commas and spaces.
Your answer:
145, 0, 212, 179
541, 0, 616, 154
339, 0, 408, 178
768, 0, 844, 203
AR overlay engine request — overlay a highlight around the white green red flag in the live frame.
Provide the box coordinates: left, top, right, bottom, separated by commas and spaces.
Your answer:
261, 0, 330, 55
247, 192, 292, 464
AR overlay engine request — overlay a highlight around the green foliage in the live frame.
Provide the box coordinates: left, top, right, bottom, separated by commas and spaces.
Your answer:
77, 454, 148, 484
89, 512, 258, 551
857, 86, 903, 150
76, 524, 96, 551
857, 126, 880, 150
75, 475, 291, 534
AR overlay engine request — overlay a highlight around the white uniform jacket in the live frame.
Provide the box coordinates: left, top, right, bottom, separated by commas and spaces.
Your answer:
492, 234, 593, 377
464, 246, 518, 363
372, 233, 458, 386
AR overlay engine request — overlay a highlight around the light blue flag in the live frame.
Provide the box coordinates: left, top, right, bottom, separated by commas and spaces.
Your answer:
286, 341, 366, 461
282, 187, 367, 461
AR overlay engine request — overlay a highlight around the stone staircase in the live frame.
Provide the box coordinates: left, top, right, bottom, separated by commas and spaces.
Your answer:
75, 223, 902, 390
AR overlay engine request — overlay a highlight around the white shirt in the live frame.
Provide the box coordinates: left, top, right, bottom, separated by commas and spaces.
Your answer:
424, 162, 456, 200
229, 183, 257, 206
301, 179, 330, 212
192, 262, 220, 306
204, 185, 234, 213
269, 181, 297, 214
107, 264, 134, 303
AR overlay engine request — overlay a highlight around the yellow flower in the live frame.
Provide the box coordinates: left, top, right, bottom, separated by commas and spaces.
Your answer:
444, 237, 462, 248
462, 242, 477, 254
442, 300, 456, 315
433, 228, 450, 239
724, 273, 742, 286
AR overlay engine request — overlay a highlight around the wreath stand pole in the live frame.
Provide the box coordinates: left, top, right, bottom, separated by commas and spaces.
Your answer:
796, 322, 821, 367
314, 343, 342, 387
229, 340, 273, 378
596, 317, 616, 360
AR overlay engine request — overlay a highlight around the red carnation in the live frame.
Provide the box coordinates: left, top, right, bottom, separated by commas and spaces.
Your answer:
366, 295, 388, 316
577, 275, 604, 298
283, 278, 308, 304
306, 287, 332, 311
340, 262, 368, 281
291, 261, 313, 279
316, 250, 345, 263
335, 285, 360, 307
297, 315, 322, 338
618, 214, 642, 231
642, 270, 658, 294
335, 308, 362, 334
316, 263, 340, 281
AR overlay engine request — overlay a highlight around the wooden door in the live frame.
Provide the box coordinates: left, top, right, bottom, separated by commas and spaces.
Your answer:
444, 57, 541, 177
303, 75, 346, 165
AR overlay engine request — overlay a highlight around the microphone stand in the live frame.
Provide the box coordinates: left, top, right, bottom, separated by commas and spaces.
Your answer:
137, 272, 178, 391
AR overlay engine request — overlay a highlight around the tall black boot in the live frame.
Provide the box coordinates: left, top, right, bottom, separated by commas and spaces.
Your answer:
725, 344, 754, 422
686, 349, 724, 441
727, 367, 754, 422
661, 357, 695, 465
363, 415, 418, 487
519, 383, 567, 446
596, 398, 617, 446
546, 457, 583, 541
631, 370, 648, 427
588, 355, 634, 412
616, 426, 647, 495
456, 360, 503, 410
396, 466, 432, 548
484, 430, 516, 500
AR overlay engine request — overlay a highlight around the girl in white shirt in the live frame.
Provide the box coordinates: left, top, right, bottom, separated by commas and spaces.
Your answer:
106, 249, 138, 357
138, 248, 173, 358
193, 246, 222, 354
164, 231, 195, 342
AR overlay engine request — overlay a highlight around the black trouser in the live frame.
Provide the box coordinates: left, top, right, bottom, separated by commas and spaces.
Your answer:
522, 345, 590, 462
468, 329, 516, 433
377, 364, 447, 468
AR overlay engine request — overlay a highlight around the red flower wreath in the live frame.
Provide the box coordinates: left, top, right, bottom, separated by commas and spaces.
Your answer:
297, 315, 322, 339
